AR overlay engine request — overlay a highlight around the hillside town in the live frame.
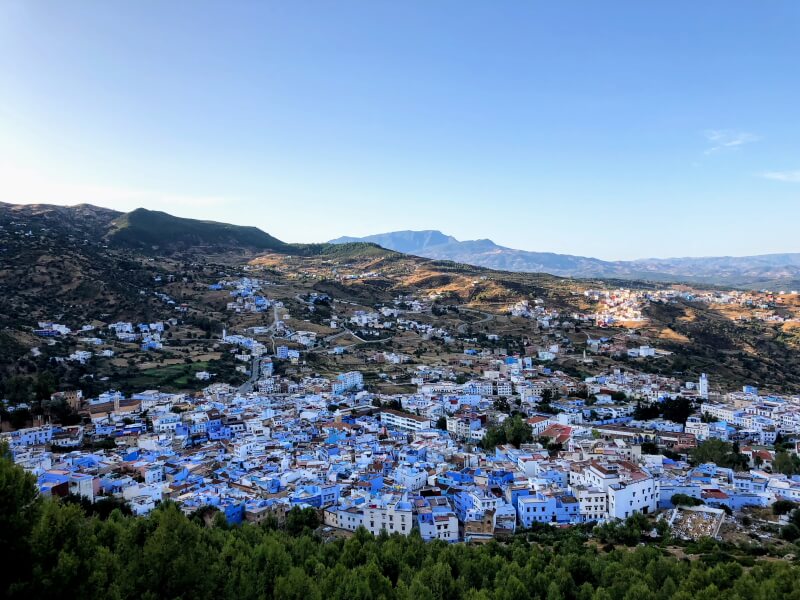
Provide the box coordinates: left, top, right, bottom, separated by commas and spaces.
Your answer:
6, 271, 800, 545
6, 7, 800, 597
7, 320, 800, 543
5, 231, 800, 546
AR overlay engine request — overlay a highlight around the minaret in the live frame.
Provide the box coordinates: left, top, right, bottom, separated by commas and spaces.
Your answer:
699, 373, 709, 400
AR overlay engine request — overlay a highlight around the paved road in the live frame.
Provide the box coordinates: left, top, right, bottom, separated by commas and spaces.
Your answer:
237, 356, 261, 394
236, 304, 281, 394
321, 326, 399, 345
456, 307, 496, 333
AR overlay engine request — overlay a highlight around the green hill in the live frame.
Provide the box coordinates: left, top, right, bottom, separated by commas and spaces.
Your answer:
106, 208, 291, 254
293, 241, 400, 259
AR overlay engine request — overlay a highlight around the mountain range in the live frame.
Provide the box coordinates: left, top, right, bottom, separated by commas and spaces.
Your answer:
4, 201, 800, 289
3, 202, 800, 392
329, 230, 800, 289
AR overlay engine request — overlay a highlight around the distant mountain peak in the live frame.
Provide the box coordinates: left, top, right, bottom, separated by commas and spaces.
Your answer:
328, 229, 800, 288
328, 230, 458, 255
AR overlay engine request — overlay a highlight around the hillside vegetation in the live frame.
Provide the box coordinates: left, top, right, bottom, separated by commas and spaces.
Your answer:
107, 208, 291, 254
3, 202, 800, 393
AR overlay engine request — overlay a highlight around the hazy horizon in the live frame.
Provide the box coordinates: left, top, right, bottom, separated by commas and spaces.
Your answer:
9, 199, 800, 264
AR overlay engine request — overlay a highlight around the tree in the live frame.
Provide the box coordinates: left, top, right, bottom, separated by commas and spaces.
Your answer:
285, 506, 319, 535
505, 415, 533, 447
773, 451, 800, 476
137, 502, 214, 598
690, 439, 732, 465
640, 441, 659, 455
661, 397, 694, 424
34, 372, 57, 401
689, 439, 748, 470
3, 375, 33, 405
9, 407, 32, 430
480, 425, 506, 450
0, 441, 40, 596
386, 399, 402, 411
671, 493, 704, 507
781, 523, 800, 542
435, 416, 447, 431
633, 401, 660, 420
634, 397, 694, 424
482, 415, 533, 450
494, 397, 510, 413
774, 432, 794, 452
593, 513, 651, 546
274, 566, 321, 600
772, 500, 797, 516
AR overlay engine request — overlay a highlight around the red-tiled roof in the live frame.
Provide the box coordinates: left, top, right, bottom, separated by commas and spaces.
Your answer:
702, 489, 729, 500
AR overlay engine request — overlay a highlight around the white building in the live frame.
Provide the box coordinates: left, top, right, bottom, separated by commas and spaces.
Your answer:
380, 409, 431, 432
607, 478, 658, 519
325, 499, 414, 536
333, 371, 364, 395
418, 509, 459, 541
394, 465, 428, 491
699, 373, 709, 400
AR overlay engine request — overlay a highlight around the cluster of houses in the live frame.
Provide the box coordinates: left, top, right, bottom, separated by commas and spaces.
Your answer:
211, 277, 274, 314
584, 289, 647, 326
508, 299, 566, 329
583, 287, 800, 328
342, 308, 453, 343
33, 319, 174, 365
5, 352, 800, 543
690, 389, 800, 447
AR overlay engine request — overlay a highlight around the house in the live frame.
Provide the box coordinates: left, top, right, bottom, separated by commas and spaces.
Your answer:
380, 409, 431, 432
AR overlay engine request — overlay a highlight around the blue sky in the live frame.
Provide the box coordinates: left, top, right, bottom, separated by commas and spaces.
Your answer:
1, 1, 798, 260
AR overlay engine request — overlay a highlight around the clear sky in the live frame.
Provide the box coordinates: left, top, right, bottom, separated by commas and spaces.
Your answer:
1, 1, 799, 260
